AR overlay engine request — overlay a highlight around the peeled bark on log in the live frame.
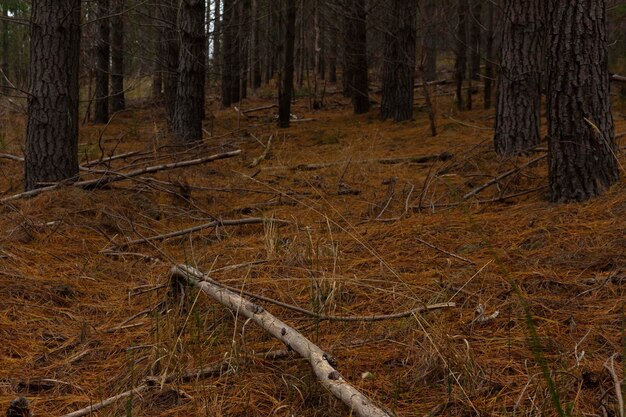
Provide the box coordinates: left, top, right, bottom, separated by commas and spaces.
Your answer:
170, 265, 393, 417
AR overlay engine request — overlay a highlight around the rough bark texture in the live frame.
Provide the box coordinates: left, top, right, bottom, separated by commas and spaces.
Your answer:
422, 0, 437, 82
94, 0, 110, 124
547, 0, 619, 202
172, 0, 206, 143
222, 0, 241, 106
455, 0, 468, 111
380, 0, 416, 122
110, 0, 125, 112
494, 0, 543, 155
160, 0, 179, 123
251, 0, 261, 90
278, 0, 296, 128
469, 0, 482, 80
345, 0, 369, 114
25, 0, 81, 191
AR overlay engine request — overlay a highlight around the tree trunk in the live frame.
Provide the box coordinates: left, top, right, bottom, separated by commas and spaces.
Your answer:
172, 0, 206, 143
328, 22, 337, 84
454, 0, 468, 111
494, 0, 543, 155
222, 0, 241, 106
94, 0, 110, 124
25, 0, 81, 191
264, 0, 272, 84
380, 0, 416, 122
1, 0, 8, 94
160, 0, 179, 123
239, 0, 248, 100
251, 0, 261, 90
345, 0, 369, 114
213, 0, 221, 86
469, 0, 482, 80
110, 0, 125, 112
278, 0, 296, 128
483, 0, 494, 109
547, 0, 619, 202
422, 0, 437, 82
312, 0, 322, 109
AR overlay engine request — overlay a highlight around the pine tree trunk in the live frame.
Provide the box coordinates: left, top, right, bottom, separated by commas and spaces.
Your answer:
483, 0, 494, 110
110, 0, 125, 112
380, 0, 416, 122
278, 0, 296, 128
547, 0, 619, 202
251, 0, 261, 90
264, 0, 272, 84
422, 0, 437, 82
162, 0, 179, 123
222, 0, 241, 106
1, 0, 8, 94
213, 0, 221, 86
494, 0, 543, 155
173, 0, 206, 143
25, 0, 81, 191
469, 0, 482, 80
345, 0, 369, 114
454, 0, 468, 111
239, 0, 248, 100
94, 0, 110, 123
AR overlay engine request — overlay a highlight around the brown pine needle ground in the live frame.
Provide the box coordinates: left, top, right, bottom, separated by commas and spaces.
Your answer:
2, 88, 626, 417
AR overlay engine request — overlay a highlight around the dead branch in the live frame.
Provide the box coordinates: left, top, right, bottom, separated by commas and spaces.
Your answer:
1, 150, 242, 203
171, 264, 394, 417
249, 135, 273, 168
82, 150, 142, 167
462, 155, 546, 201
0, 153, 23, 162
416, 237, 476, 265
60, 386, 149, 417
114, 217, 290, 248
264, 152, 452, 172
241, 104, 278, 114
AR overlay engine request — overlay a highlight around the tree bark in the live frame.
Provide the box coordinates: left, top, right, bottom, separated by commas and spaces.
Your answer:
94, 0, 110, 124
25, 0, 81, 191
110, 0, 125, 112
172, 0, 206, 144
278, 0, 296, 128
212, 0, 221, 86
547, 0, 619, 202
222, 0, 241, 106
1, 0, 8, 94
251, 0, 261, 90
454, 0, 468, 111
494, 0, 543, 155
422, 0, 437, 82
380, 0, 417, 122
469, 0, 482, 80
160, 0, 179, 123
344, 0, 369, 114
483, 0, 494, 109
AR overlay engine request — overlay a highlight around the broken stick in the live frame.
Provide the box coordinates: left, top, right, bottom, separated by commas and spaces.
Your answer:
171, 265, 393, 417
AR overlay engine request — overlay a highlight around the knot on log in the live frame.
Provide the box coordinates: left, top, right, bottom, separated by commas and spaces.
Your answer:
281, 328, 287, 336
323, 353, 338, 368
328, 371, 341, 381
247, 304, 264, 314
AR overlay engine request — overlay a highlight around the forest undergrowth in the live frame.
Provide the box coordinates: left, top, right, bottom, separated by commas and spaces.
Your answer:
1, 86, 626, 417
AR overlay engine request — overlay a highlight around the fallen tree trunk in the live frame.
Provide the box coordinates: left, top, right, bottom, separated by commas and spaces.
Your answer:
114, 217, 290, 248
263, 152, 452, 172
170, 264, 394, 417
1, 150, 242, 203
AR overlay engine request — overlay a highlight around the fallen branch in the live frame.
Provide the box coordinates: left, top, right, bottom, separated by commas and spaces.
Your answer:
114, 217, 290, 248
241, 104, 278, 114
1, 150, 242, 203
249, 135, 273, 168
171, 264, 394, 417
264, 152, 452, 172
0, 153, 23, 162
462, 155, 546, 201
82, 150, 142, 167
60, 386, 149, 417
416, 237, 476, 265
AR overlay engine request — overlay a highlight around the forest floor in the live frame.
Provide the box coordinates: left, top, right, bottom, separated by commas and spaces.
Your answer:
2, 83, 626, 417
